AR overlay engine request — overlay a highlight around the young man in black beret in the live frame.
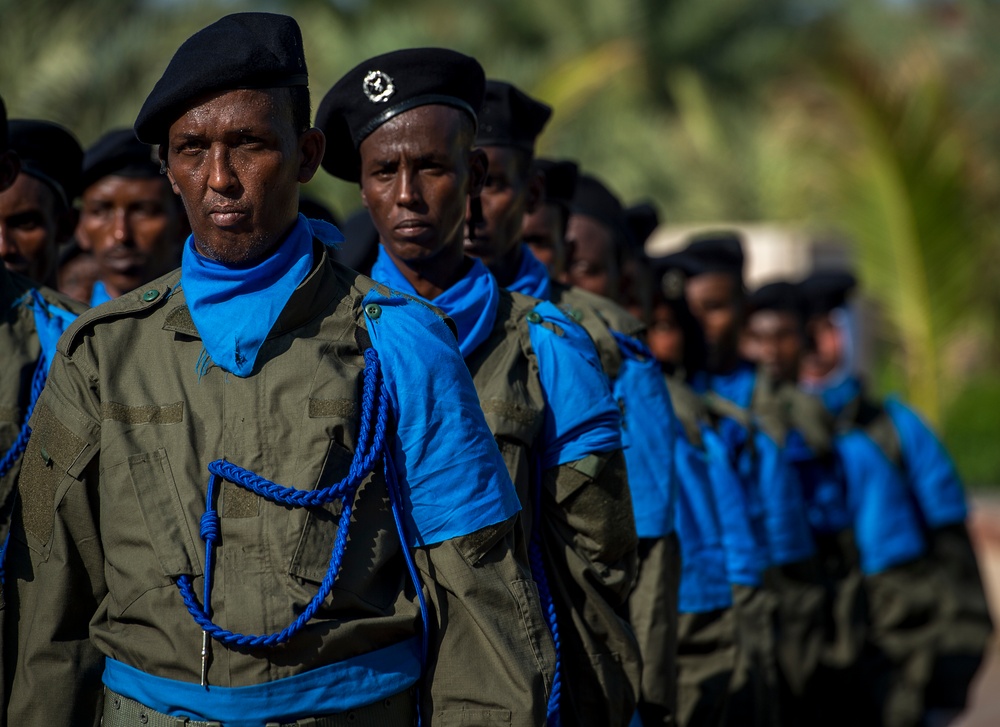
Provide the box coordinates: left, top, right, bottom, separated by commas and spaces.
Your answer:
5, 14, 546, 726
75, 128, 187, 306
464, 81, 680, 726
318, 50, 641, 727
0, 120, 82, 286
0, 94, 88, 727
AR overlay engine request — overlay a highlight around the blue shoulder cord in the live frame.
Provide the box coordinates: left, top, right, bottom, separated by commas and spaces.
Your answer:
0, 353, 47, 584
176, 347, 429, 722
529, 451, 563, 726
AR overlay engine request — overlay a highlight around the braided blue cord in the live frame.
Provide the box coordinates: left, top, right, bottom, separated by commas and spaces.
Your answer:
176, 347, 390, 648
0, 354, 47, 585
530, 452, 563, 726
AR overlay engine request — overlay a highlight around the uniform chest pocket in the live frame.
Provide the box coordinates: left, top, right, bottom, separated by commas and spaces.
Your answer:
287, 439, 400, 612
103, 450, 203, 613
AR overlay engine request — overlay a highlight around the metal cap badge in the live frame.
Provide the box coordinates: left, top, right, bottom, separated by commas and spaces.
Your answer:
363, 70, 394, 103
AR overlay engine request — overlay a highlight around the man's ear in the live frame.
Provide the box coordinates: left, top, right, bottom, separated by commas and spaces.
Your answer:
0, 151, 20, 193
298, 128, 326, 184
159, 146, 181, 196
468, 147, 487, 197
524, 166, 544, 215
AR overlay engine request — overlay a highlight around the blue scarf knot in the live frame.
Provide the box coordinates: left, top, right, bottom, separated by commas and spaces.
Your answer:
370, 246, 499, 358
181, 215, 344, 377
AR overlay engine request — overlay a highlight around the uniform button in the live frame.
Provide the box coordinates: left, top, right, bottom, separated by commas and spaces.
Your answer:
525, 311, 542, 324
569, 308, 584, 322
384, 698, 392, 708
347, 712, 357, 722
365, 303, 382, 320
142, 289, 160, 302
113, 697, 121, 710
139, 713, 148, 724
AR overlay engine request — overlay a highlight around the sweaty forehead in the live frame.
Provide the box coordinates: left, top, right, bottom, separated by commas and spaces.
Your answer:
360, 105, 469, 158
0, 173, 58, 216
83, 175, 169, 202
167, 88, 288, 138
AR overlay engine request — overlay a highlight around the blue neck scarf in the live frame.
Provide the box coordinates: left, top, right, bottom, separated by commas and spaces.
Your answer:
507, 245, 551, 301
181, 214, 344, 377
370, 245, 499, 358
90, 280, 113, 307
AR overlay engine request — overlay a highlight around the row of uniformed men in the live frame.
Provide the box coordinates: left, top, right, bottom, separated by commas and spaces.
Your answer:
0, 10, 990, 727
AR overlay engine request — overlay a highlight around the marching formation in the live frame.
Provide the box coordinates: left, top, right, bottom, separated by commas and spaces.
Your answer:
0, 11, 991, 727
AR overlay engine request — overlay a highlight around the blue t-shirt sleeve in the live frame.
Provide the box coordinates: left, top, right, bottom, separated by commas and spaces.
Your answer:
885, 399, 968, 528
611, 333, 676, 538
527, 301, 622, 469
362, 290, 521, 547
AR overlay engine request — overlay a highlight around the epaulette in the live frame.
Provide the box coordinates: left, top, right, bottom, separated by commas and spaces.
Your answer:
58, 269, 181, 355
348, 266, 458, 338
551, 283, 645, 338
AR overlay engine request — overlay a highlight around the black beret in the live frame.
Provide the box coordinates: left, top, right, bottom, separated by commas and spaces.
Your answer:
81, 128, 160, 192
7, 120, 83, 205
335, 208, 381, 276
571, 173, 629, 242
799, 270, 857, 317
134, 13, 308, 144
649, 256, 690, 302
0, 95, 7, 152
625, 202, 660, 247
746, 281, 805, 320
476, 80, 551, 152
662, 230, 745, 279
316, 48, 485, 182
532, 158, 578, 208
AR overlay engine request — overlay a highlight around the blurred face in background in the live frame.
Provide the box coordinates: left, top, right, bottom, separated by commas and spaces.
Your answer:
0, 173, 71, 284
77, 175, 185, 297
648, 300, 685, 367
685, 272, 742, 372
745, 309, 804, 383
522, 202, 566, 278
465, 145, 540, 279
565, 212, 619, 298
800, 313, 844, 383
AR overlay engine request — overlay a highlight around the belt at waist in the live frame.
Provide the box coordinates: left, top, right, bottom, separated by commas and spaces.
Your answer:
102, 687, 416, 727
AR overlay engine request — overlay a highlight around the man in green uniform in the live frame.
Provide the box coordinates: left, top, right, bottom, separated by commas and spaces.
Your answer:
317, 53, 641, 726
0, 93, 89, 725
799, 271, 992, 727
76, 129, 187, 306
461, 82, 678, 725
4, 15, 551, 726
0, 120, 82, 286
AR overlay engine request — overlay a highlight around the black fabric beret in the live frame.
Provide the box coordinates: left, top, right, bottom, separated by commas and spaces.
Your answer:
799, 270, 857, 317
81, 128, 160, 192
7, 120, 83, 205
571, 173, 629, 242
746, 281, 805, 320
316, 48, 485, 182
476, 80, 551, 151
533, 158, 578, 208
0, 95, 7, 152
625, 202, 660, 247
662, 230, 745, 279
134, 13, 308, 144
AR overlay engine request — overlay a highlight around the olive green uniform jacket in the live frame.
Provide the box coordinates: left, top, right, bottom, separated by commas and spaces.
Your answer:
465, 286, 641, 727
3, 249, 552, 726
0, 267, 88, 726
549, 283, 679, 726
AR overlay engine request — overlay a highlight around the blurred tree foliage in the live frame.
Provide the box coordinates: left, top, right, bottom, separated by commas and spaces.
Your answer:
1, 0, 998, 482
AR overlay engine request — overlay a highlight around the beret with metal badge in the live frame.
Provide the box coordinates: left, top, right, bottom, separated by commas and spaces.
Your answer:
316, 47, 485, 182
